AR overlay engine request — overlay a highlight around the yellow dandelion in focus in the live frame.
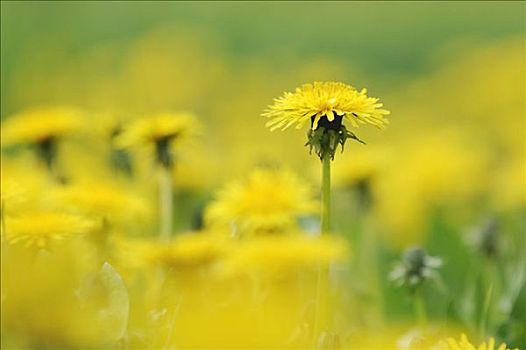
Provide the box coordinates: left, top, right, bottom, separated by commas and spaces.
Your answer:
221, 234, 348, 277
117, 233, 227, 270
204, 168, 317, 236
4, 211, 96, 248
115, 112, 201, 160
441, 334, 518, 350
1, 106, 84, 146
263, 81, 389, 132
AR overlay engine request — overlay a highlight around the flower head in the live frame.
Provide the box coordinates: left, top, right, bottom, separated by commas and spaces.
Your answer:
52, 181, 150, 225
3, 211, 96, 248
220, 234, 348, 278
1, 106, 84, 146
263, 82, 389, 132
441, 334, 518, 350
117, 233, 227, 270
116, 112, 201, 147
263, 82, 389, 159
390, 247, 443, 290
204, 168, 317, 236
115, 112, 201, 169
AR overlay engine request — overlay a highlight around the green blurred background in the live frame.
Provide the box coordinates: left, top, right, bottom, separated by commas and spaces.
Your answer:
1, 1, 524, 115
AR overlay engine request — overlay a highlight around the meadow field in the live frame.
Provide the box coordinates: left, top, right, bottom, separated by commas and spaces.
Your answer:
1, 2, 525, 349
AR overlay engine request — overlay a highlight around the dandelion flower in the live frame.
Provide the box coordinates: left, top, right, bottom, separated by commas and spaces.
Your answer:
204, 169, 317, 236
1, 106, 84, 147
262, 82, 389, 236
52, 181, 150, 224
221, 234, 348, 278
390, 247, 443, 289
263, 81, 389, 132
263, 82, 389, 159
117, 233, 227, 270
115, 111, 201, 168
441, 334, 518, 350
4, 211, 96, 248
116, 112, 201, 241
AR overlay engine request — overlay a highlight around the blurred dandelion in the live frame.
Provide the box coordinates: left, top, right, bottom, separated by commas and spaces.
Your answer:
221, 234, 348, 278
441, 333, 518, 350
4, 211, 96, 249
390, 247, 443, 329
204, 168, 317, 237
1, 106, 84, 181
117, 112, 201, 241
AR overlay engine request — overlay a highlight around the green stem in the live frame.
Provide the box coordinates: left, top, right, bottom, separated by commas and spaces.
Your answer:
321, 155, 331, 235
312, 155, 332, 346
159, 166, 173, 242
479, 282, 493, 340
0, 201, 6, 236
414, 288, 427, 329
478, 259, 495, 339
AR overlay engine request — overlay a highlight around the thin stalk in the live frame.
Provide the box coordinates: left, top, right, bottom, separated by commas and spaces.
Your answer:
313, 155, 331, 346
159, 166, 173, 242
321, 154, 331, 235
413, 288, 427, 329
478, 259, 495, 339
479, 282, 493, 339
0, 201, 6, 236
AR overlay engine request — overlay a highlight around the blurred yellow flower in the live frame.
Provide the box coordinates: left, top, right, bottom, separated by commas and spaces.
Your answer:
0, 178, 27, 210
115, 112, 201, 149
51, 181, 150, 224
221, 234, 349, 278
117, 233, 227, 270
263, 81, 389, 131
4, 211, 96, 248
204, 168, 317, 236
441, 334, 518, 350
115, 112, 202, 169
1, 106, 84, 146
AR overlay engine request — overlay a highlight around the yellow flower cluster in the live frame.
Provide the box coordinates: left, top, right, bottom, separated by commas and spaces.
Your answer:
1, 24, 523, 350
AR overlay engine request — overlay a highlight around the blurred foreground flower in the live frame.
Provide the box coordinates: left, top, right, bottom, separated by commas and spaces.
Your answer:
4, 211, 97, 248
204, 168, 317, 236
118, 233, 227, 271
52, 180, 150, 227
441, 333, 518, 350
221, 234, 349, 278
